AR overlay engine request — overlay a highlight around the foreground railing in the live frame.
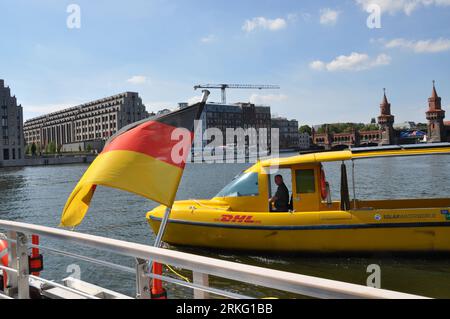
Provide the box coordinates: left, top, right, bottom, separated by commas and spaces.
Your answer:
0, 220, 428, 299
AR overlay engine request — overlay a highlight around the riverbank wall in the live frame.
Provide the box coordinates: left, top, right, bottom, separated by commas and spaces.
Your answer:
0, 155, 97, 168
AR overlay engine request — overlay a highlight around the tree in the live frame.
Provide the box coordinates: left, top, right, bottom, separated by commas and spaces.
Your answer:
361, 124, 380, 131
46, 141, 57, 154
31, 143, 37, 156
299, 125, 312, 135
316, 123, 380, 134
86, 144, 93, 153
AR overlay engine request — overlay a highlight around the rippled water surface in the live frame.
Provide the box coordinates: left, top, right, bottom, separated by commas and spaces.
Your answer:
1, 154, 450, 298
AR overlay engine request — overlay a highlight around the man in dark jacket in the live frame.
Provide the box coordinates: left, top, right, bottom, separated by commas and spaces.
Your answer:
269, 175, 290, 212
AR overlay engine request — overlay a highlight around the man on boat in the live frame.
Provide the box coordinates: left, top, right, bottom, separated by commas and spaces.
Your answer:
269, 175, 290, 212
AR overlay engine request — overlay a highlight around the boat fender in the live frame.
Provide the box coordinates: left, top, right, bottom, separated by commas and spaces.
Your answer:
0, 239, 8, 289
320, 166, 328, 201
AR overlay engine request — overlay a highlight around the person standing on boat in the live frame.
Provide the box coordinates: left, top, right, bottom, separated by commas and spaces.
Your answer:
269, 175, 290, 212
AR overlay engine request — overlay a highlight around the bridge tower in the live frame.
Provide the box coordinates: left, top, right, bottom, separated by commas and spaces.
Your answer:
377, 89, 395, 145
426, 81, 446, 143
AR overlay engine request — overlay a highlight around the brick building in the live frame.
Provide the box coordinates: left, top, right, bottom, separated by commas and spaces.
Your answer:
426, 82, 448, 143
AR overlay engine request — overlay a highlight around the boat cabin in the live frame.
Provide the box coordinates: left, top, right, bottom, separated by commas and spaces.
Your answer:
213, 143, 450, 214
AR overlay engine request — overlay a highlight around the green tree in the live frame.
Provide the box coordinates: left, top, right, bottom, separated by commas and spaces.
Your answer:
299, 125, 312, 135
317, 123, 380, 134
361, 124, 380, 131
86, 144, 93, 152
46, 141, 57, 154
31, 143, 37, 156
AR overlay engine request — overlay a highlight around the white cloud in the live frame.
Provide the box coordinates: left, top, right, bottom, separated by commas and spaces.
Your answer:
144, 101, 175, 112
356, 0, 450, 15
385, 38, 450, 53
309, 60, 326, 71
187, 95, 203, 105
127, 75, 147, 85
249, 94, 288, 105
242, 17, 287, 32
200, 34, 217, 43
319, 8, 340, 25
310, 52, 391, 72
287, 13, 299, 22
288, 12, 312, 22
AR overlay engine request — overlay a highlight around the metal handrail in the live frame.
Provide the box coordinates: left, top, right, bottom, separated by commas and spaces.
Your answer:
0, 293, 13, 300
0, 219, 428, 299
29, 275, 101, 299
34, 244, 247, 299
0, 264, 18, 274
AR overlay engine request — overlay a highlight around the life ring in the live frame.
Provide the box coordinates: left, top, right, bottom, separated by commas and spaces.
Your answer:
320, 166, 328, 200
0, 239, 8, 289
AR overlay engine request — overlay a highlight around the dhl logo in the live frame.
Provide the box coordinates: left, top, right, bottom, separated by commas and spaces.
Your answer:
215, 215, 261, 224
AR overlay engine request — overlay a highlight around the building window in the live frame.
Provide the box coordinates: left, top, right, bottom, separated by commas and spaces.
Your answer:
3, 149, 9, 160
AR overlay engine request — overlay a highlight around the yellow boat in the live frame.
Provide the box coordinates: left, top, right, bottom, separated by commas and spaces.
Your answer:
147, 144, 450, 253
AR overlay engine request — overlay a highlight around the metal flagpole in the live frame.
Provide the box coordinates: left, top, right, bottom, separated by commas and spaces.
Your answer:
145, 89, 210, 299
153, 90, 210, 249
153, 207, 172, 248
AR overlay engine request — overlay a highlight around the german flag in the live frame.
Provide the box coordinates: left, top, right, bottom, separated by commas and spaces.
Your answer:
60, 102, 205, 228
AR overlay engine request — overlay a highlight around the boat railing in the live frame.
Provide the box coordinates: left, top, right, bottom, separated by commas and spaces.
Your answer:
0, 219, 428, 300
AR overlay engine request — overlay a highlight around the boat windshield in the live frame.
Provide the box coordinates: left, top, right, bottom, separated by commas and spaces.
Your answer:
216, 172, 259, 198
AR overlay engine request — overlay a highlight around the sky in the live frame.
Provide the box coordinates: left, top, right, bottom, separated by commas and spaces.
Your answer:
1, 0, 450, 126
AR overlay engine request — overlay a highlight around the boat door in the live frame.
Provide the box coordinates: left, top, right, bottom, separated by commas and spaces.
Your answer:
291, 165, 321, 212
268, 168, 293, 212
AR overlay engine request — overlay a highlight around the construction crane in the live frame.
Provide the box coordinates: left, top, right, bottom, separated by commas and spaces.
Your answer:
194, 84, 280, 104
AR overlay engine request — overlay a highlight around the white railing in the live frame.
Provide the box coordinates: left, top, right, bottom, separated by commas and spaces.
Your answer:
0, 219, 428, 300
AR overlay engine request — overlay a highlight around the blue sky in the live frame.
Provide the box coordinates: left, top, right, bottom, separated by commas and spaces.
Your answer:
1, 0, 450, 126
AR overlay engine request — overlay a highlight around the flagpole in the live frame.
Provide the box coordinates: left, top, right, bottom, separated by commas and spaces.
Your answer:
153, 207, 172, 248
153, 89, 210, 248
148, 206, 171, 299
149, 89, 210, 299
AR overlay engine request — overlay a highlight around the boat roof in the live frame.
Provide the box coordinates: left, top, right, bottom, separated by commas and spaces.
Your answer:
260, 143, 450, 168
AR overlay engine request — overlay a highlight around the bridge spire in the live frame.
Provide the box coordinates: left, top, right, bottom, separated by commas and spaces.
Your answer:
378, 88, 395, 145
426, 80, 446, 143
431, 80, 438, 99
380, 88, 391, 115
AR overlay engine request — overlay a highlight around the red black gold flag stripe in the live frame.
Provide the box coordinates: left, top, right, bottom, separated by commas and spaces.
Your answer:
60, 102, 204, 227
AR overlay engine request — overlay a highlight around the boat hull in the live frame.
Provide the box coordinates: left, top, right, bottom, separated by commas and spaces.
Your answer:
146, 202, 450, 253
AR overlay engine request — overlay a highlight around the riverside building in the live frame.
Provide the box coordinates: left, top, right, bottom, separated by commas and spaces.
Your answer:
196, 102, 272, 151
271, 117, 300, 150
0, 80, 25, 166
24, 92, 149, 152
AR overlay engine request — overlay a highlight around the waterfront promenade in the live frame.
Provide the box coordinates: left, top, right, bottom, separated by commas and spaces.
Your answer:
0, 155, 96, 168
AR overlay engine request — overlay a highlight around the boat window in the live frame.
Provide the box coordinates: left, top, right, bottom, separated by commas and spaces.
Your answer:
269, 169, 292, 198
295, 169, 316, 194
216, 172, 259, 198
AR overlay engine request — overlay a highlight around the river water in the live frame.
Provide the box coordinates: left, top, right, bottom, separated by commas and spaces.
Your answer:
1, 154, 450, 298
